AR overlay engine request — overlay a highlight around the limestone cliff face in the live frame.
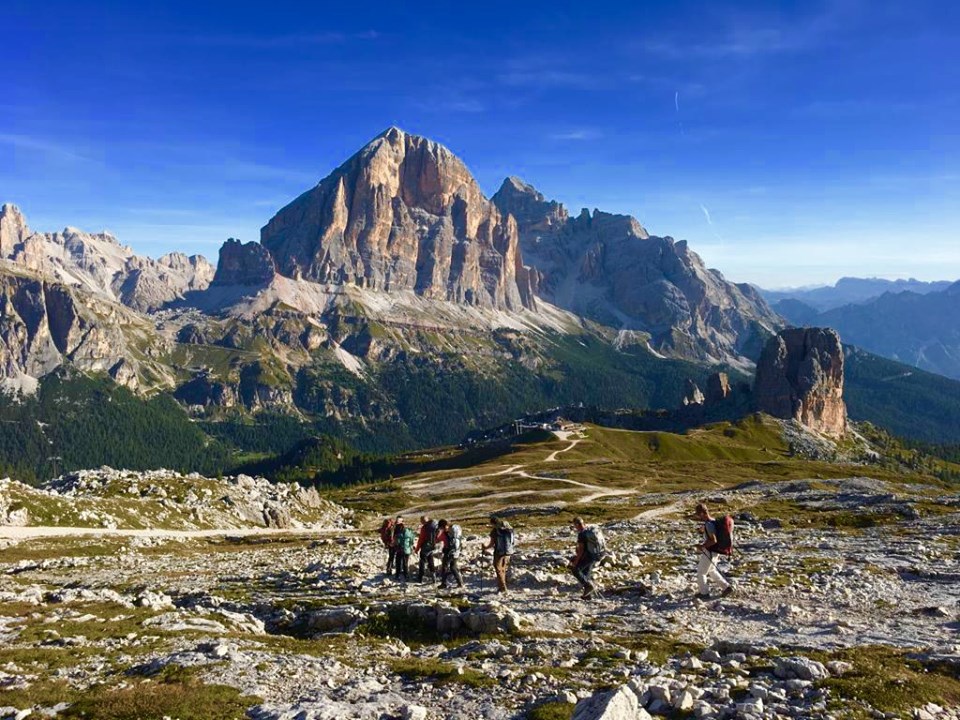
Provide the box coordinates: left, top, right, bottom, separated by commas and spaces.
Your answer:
0, 271, 164, 392
491, 178, 781, 367
754, 327, 847, 436
261, 127, 535, 311
0, 204, 214, 312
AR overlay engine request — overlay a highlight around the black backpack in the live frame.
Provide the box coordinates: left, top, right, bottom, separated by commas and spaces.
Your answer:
425, 520, 439, 550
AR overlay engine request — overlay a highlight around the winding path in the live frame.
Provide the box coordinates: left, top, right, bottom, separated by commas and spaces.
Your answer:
397, 430, 638, 515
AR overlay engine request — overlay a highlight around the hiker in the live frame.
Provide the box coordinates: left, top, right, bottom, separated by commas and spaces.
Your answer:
379, 517, 396, 574
415, 515, 439, 582
393, 517, 414, 581
569, 516, 606, 600
482, 515, 515, 594
693, 502, 734, 599
437, 519, 465, 589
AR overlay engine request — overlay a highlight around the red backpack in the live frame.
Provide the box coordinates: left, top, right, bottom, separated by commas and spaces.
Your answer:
713, 515, 734, 556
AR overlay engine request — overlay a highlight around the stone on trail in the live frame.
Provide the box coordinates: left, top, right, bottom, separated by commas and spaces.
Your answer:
401, 705, 428, 720
571, 683, 641, 720
306, 606, 367, 634
773, 656, 830, 681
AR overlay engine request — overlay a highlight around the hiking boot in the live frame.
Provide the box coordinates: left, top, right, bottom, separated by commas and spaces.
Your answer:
693, 592, 711, 601
721, 586, 734, 598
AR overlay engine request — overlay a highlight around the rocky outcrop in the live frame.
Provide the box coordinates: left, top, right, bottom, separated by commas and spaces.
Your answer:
0, 204, 213, 311
260, 127, 535, 311
705, 372, 731, 404
0, 271, 163, 392
491, 178, 781, 367
754, 327, 846, 436
682, 379, 704, 406
211, 238, 277, 286
116, 252, 215, 311
0, 203, 29, 257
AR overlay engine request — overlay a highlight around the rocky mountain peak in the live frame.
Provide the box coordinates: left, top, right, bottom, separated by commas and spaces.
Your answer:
260, 129, 535, 311
492, 182, 779, 366
0, 203, 29, 256
754, 327, 847, 436
212, 238, 277, 286
491, 177, 569, 235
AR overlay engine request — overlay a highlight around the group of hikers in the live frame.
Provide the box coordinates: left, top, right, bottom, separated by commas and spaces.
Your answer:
377, 502, 735, 601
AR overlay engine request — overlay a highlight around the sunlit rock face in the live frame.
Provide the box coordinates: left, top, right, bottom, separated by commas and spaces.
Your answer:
754, 327, 847, 437
260, 127, 535, 311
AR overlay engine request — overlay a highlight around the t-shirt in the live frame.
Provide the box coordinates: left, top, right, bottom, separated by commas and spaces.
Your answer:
703, 520, 718, 550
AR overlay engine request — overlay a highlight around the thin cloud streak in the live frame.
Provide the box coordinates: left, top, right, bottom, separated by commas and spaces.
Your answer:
0, 133, 91, 162
171, 30, 380, 49
548, 129, 601, 141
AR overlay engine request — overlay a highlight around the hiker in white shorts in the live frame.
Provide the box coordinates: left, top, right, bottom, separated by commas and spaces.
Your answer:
694, 502, 733, 600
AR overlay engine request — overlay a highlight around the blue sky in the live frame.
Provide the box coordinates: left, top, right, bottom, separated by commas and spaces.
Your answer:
2, 0, 957, 288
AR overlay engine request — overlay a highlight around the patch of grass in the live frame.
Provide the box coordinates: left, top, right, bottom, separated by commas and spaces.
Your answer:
746, 499, 902, 531
611, 632, 701, 666
63, 675, 260, 719
390, 657, 495, 689
527, 700, 575, 720
812, 646, 960, 715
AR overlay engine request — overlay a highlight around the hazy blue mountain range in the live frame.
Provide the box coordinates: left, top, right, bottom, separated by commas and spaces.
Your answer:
774, 281, 960, 381
760, 277, 953, 312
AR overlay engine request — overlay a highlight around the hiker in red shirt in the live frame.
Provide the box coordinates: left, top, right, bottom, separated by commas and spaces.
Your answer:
693, 502, 734, 600
414, 515, 439, 582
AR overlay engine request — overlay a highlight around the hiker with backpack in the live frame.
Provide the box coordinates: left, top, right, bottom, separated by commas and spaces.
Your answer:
693, 502, 734, 600
393, 517, 415, 581
569, 517, 605, 600
415, 515, 440, 583
437, 519, 465, 590
379, 517, 396, 574
482, 515, 515, 594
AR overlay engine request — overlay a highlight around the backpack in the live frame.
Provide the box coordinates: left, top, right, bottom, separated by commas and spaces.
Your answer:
583, 525, 607, 559
712, 515, 734, 556
447, 524, 463, 557
495, 526, 516, 556
424, 520, 439, 551
399, 527, 416, 555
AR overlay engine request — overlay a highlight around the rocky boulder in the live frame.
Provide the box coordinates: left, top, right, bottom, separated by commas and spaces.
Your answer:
754, 327, 847, 436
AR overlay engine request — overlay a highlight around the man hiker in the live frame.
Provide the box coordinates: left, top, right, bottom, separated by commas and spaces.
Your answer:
569, 516, 605, 600
693, 502, 734, 599
415, 515, 439, 582
393, 517, 414, 581
437, 519, 465, 590
482, 515, 515, 594
379, 518, 396, 574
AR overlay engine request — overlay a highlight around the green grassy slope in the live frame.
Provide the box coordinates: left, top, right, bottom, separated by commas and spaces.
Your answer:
844, 347, 960, 443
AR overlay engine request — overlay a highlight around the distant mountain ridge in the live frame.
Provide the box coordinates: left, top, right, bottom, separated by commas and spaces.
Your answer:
773, 280, 960, 381
0, 203, 214, 312
760, 276, 953, 312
